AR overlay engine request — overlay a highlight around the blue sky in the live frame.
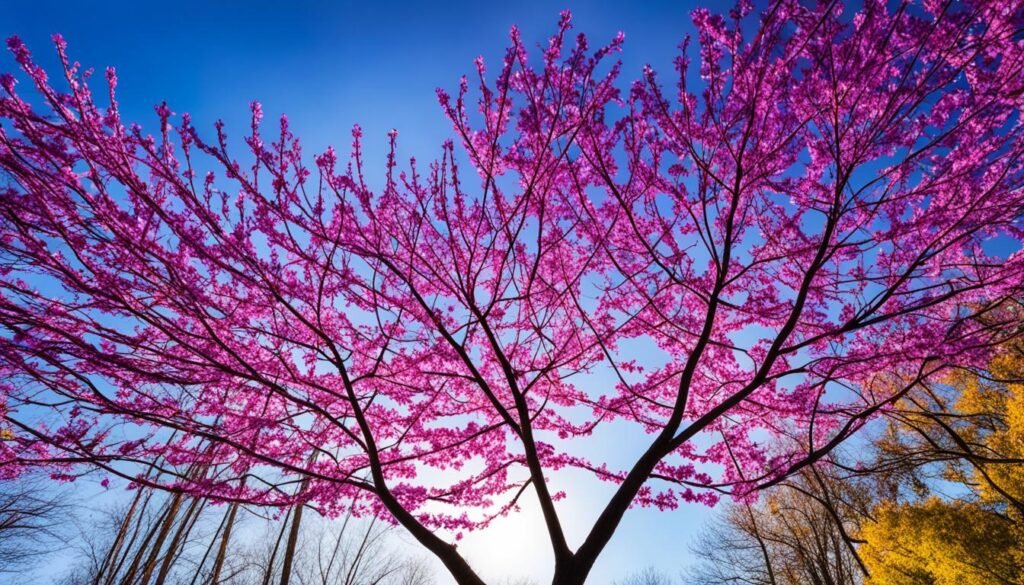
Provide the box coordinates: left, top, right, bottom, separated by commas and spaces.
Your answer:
3, 0, 701, 173
2, 1, 716, 584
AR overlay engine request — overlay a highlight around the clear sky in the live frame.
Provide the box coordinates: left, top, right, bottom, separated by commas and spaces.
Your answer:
2, 2, 714, 583
2, 0, 703, 179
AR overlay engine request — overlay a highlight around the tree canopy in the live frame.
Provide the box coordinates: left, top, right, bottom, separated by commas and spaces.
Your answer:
2, 1, 1024, 583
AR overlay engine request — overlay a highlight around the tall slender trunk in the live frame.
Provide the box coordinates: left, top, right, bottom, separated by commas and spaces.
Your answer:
137, 491, 185, 585
324, 512, 352, 585
99, 430, 183, 585
154, 496, 206, 585
120, 494, 178, 585
279, 498, 305, 585
103, 489, 155, 585
95, 487, 145, 585
188, 501, 232, 585
260, 507, 292, 585
279, 452, 318, 585
209, 501, 241, 585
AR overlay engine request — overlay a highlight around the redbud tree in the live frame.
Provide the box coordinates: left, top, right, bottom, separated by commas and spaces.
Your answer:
2, 1, 1024, 583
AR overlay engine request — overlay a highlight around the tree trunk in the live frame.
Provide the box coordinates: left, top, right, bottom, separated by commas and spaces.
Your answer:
154, 496, 205, 585
209, 501, 241, 585
279, 500, 305, 585
257, 506, 290, 585
137, 491, 185, 585
95, 487, 145, 585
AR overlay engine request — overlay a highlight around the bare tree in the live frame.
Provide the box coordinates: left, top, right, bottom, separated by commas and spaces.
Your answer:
614, 568, 674, 585
0, 472, 72, 575
59, 485, 434, 585
58, 486, 218, 585
686, 469, 867, 585
234, 509, 434, 585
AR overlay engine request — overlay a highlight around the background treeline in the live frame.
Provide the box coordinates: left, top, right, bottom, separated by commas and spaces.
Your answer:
0, 464, 432, 585
54, 487, 432, 585
3, 336, 1023, 585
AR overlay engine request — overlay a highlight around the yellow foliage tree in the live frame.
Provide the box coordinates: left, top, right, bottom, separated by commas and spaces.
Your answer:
957, 351, 1024, 513
859, 498, 1019, 585
859, 340, 1024, 584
